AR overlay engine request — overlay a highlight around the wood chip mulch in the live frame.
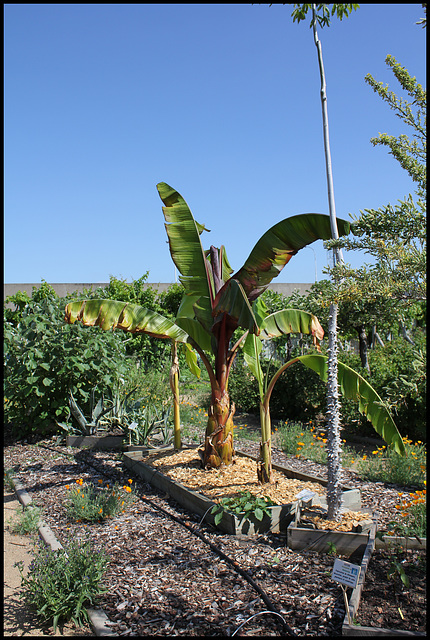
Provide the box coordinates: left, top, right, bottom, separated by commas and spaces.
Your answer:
4, 436, 426, 636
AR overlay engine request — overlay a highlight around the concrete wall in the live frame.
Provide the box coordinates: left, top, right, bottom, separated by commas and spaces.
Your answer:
4, 281, 313, 301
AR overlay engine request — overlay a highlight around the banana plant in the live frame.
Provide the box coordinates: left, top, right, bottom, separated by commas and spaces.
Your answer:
242, 299, 326, 483
243, 322, 406, 482
65, 181, 351, 470
158, 182, 351, 469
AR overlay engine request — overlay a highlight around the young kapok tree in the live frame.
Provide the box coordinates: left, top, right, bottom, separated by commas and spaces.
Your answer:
65, 181, 350, 470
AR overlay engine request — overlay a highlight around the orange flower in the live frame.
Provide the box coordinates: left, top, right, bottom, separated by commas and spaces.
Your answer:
128, 479, 133, 484
65, 485, 70, 490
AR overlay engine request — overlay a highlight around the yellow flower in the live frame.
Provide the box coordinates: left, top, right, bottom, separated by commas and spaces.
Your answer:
128, 479, 133, 484
125, 486, 132, 493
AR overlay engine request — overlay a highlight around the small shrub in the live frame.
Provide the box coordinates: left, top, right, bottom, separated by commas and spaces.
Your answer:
65, 478, 136, 523
10, 505, 42, 534
16, 535, 109, 631
211, 490, 276, 526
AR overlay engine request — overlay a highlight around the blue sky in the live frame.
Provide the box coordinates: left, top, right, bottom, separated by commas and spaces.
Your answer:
4, 3, 426, 286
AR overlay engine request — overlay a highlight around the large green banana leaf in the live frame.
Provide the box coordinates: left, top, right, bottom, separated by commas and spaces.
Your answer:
233, 213, 351, 301
293, 354, 406, 456
157, 182, 214, 302
259, 308, 324, 341
242, 308, 323, 397
65, 299, 189, 343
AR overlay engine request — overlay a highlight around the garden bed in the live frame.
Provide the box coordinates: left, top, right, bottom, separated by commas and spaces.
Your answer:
123, 447, 370, 541
66, 434, 125, 450
343, 545, 426, 636
4, 439, 426, 636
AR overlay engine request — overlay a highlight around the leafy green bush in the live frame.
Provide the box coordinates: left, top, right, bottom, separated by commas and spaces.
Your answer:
355, 438, 426, 488
228, 358, 261, 414
211, 490, 276, 526
4, 295, 131, 439
16, 535, 108, 631
338, 332, 426, 442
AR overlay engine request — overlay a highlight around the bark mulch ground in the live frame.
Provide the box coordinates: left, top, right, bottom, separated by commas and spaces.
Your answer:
4, 435, 426, 636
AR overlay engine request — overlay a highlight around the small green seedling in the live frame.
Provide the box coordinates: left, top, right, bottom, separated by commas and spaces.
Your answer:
210, 490, 276, 526
388, 560, 410, 589
327, 541, 337, 556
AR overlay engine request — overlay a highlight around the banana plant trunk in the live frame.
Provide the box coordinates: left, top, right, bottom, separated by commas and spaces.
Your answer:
198, 314, 236, 468
258, 401, 274, 484
200, 388, 235, 468
169, 340, 181, 450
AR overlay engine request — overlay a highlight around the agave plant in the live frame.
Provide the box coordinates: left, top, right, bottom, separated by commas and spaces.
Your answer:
65, 181, 351, 471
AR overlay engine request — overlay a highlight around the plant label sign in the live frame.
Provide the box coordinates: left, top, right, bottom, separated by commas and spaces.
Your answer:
331, 559, 361, 589
295, 489, 316, 506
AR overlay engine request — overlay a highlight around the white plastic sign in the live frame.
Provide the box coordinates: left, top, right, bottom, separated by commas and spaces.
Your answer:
331, 558, 361, 589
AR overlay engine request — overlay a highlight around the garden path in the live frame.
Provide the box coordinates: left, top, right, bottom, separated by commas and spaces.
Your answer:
3, 487, 93, 637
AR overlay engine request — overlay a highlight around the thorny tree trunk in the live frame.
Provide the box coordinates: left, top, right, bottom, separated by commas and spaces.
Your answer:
326, 303, 343, 519
313, 5, 344, 520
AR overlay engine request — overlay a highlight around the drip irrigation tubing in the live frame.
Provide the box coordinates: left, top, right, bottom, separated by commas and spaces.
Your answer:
44, 445, 298, 637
